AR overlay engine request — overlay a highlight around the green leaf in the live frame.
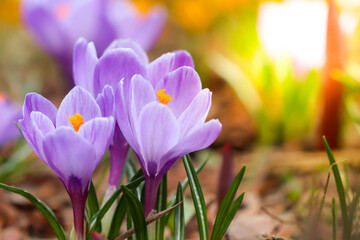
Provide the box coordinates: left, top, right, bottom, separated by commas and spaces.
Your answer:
155, 174, 167, 240
348, 184, 360, 238
174, 182, 185, 240
87, 172, 145, 237
332, 198, 337, 240
126, 168, 145, 190
166, 157, 208, 223
323, 137, 349, 240
182, 154, 209, 240
127, 209, 134, 240
87, 187, 123, 235
0, 183, 66, 240
122, 185, 148, 240
107, 195, 127, 239
87, 182, 101, 232
115, 202, 182, 240
211, 166, 246, 240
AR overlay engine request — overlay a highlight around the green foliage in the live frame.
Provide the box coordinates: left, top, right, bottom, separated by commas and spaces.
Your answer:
211, 166, 246, 240
174, 182, 185, 240
323, 137, 349, 240
155, 174, 167, 240
122, 185, 148, 240
0, 183, 66, 240
182, 154, 209, 240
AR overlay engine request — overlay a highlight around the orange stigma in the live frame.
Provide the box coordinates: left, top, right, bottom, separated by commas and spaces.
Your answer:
156, 89, 172, 105
68, 114, 84, 132
55, 3, 71, 20
0, 92, 6, 103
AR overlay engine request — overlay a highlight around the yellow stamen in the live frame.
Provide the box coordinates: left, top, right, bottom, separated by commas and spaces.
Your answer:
55, 3, 71, 20
68, 114, 85, 132
156, 89, 172, 105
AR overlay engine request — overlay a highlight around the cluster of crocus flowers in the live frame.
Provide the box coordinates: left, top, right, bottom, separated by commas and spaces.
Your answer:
73, 37, 222, 215
21, 0, 167, 84
0, 92, 22, 148
18, 86, 115, 238
19, 36, 221, 238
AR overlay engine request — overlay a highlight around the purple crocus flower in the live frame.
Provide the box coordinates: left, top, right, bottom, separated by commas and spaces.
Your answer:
22, 0, 167, 85
115, 63, 222, 216
72, 38, 197, 200
18, 86, 115, 238
0, 93, 22, 147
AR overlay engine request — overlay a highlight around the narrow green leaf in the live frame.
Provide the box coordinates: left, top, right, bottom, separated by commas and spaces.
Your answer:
174, 182, 185, 240
166, 158, 208, 223
87, 182, 101, 232
214, 193, 244, 240
0, 183, 66, 240
348, 184, 360, 238
115, 202, 182, 240
88, 187, 123, 235
127, 210, 133, 240
332, 198, 337, 240
323, 137, 349, 240
155, 174, 167, 240
126, 168, 145, 190
182, 154, 209, 240
108, 196, 127, 239
211, 166, 246, 240
122, 185, 148, 240
87, 172, 145, 236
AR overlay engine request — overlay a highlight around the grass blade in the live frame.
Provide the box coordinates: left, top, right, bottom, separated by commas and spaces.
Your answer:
332, 198, 337, 240
348, 184, 360, 238
122, 185, 148, 240
107, 196, 127, 239
87, 171, 145, 236
0, 183, 66, 240
323, 136, 349, 240
211, 166, 246, 240
87, 181, 101, 232
182, 154, 209, 240
174, 182, 185, 240
166, 158, 208, 223
155, 174, 167, 240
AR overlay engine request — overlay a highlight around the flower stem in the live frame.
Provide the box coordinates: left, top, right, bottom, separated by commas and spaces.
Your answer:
144, 176, 161, 217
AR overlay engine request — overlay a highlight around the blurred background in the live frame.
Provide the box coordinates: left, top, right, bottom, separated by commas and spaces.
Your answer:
1, 0, 360, 239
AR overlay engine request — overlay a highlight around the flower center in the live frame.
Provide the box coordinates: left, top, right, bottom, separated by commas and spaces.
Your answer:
0, 92, 6, 103
156, 89, 172, 105
68, 114, 84, 132
55, 3, 71, 20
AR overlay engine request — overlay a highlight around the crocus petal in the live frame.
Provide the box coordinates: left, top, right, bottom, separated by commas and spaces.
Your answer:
129, 6, 167, 51
96, 85, 115, 118
22, 92, 57, 123
43, 127, 97, 190
104, 39, 149, 65
61, 0, 111, 49
177, 89, 212, 139
136, 102, 180, 177
22, 0, 70, 56
0, 107, 21, 147
155, 66, 202, 118
160, 120, 222, 175
77, 117, 115, 160
130, 75, 157, 126
147, 50, 194, 87
19, 93, 57, 156
56, 86, 102, 128
93, 48, 146, 95
115, 80, 140, 155
29, 111, 55, 162
73, 38, 98, 94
